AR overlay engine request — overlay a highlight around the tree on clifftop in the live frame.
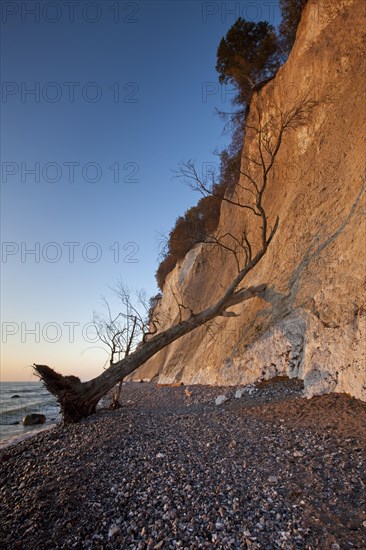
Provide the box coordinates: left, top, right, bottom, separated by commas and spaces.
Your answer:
216, 2, 308, 106
34, 96, 320, 424
216, 19, 281, 105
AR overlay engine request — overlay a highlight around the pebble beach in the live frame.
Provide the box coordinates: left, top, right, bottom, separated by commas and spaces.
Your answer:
1, 378, 365, 549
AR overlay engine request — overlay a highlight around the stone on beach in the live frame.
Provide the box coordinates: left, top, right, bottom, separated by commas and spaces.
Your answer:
235, 388, 245, 399
22, 413, 46, 426
108, 525, 120, 538
215, 395, 228, 405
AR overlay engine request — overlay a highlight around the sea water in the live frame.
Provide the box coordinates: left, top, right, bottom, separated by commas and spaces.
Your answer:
0, 381, 61, 449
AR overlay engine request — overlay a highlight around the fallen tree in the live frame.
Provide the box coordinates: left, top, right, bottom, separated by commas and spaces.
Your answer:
34, 96, 319, 423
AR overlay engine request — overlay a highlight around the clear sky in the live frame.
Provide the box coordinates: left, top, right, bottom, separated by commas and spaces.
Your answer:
1, 0, 281, 381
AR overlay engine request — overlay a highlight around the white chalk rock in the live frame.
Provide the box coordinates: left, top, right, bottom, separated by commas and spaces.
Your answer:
215, 395, 228, 405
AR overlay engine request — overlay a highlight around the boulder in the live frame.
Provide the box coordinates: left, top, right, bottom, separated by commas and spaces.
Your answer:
22, 413, 46, 426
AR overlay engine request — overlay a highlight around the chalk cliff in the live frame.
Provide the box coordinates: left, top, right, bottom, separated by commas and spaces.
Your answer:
130, 0, 366, 399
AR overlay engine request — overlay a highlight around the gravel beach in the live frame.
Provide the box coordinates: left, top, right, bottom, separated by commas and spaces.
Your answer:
1, 378, 365, 549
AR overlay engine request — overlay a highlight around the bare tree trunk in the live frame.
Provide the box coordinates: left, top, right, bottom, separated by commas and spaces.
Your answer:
34, 283, 266, 423
109, 379, 124, 410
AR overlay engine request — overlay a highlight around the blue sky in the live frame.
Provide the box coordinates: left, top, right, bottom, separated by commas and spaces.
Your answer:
1, 0, 281, 381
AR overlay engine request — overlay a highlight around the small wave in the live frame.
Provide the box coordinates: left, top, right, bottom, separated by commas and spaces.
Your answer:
0, 402, 59, 417
0, 404, 60, 431
0, 382, 60, 444
8, 388, 44, 394
0, 424, 56, 450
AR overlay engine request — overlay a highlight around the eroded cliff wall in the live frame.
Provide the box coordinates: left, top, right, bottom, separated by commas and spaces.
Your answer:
130, 0, 366, 399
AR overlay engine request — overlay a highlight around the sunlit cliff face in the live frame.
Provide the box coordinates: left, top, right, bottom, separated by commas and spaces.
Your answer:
128, 0, 366, 401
